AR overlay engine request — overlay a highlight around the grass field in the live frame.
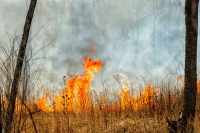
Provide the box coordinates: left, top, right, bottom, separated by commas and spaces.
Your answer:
1, 44, 200, 132
4, 83, 199, 133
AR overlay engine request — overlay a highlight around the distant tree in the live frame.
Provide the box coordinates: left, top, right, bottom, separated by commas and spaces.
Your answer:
4, 0, 37, 132
167, 0, 199, 132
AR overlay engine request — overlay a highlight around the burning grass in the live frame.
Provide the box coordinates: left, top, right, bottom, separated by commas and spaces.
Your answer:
1, 55, 200, 132
9, 91, 200, 133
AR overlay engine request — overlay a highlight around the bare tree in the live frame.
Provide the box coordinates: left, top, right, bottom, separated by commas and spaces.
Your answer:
167, 0, 199, 132
4, 0, 37, 132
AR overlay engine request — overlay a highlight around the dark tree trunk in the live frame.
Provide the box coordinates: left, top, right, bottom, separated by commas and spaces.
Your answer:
4, 0, 37, 132
178, 0, 199, 132
167, 0, 199, 133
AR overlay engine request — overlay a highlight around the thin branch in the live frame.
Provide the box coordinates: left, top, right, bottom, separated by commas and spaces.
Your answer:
21, 102, 40, 133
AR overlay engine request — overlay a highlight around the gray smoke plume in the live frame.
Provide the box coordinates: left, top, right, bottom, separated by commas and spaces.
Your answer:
0, 0, 200, 92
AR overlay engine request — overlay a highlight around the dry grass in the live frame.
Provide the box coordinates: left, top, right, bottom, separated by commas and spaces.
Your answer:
6, 86, 200, 133
1, 37, 200, 133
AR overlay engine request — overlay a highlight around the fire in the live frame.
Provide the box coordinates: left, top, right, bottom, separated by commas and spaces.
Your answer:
33, 65, 161, 113
35, 92, 52, 112
1, 51, 176, 114
178, 75, 185, 86
2, 47, 200, 115
119, 82, 132, 110
33, 59, 159, 113
178, 75, 200, 94
117, 72, 159, 111
9, 73, 198, 114
119, 83, 159, 111
35, 57, 104, 112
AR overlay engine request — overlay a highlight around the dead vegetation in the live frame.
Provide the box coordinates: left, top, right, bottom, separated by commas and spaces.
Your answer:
1, 90, 198, 133
1, 35, 200, 133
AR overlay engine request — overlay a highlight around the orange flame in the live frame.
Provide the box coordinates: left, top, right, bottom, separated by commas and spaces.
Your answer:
4, 54, 185, 114
117, 72, 159, 111
119, 83, 159, 111
35, 57, 104, 113
178, 74, 200, 94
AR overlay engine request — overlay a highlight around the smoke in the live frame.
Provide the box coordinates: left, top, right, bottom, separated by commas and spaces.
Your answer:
0, 0, 199, 92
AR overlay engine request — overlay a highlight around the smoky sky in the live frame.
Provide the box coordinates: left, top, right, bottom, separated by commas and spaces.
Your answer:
0, 0, 200, 92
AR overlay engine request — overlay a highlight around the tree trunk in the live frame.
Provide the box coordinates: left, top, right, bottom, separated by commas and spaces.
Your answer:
4, 0, 37, 132
167, 0, 199, 133
178, 0, 199, 132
